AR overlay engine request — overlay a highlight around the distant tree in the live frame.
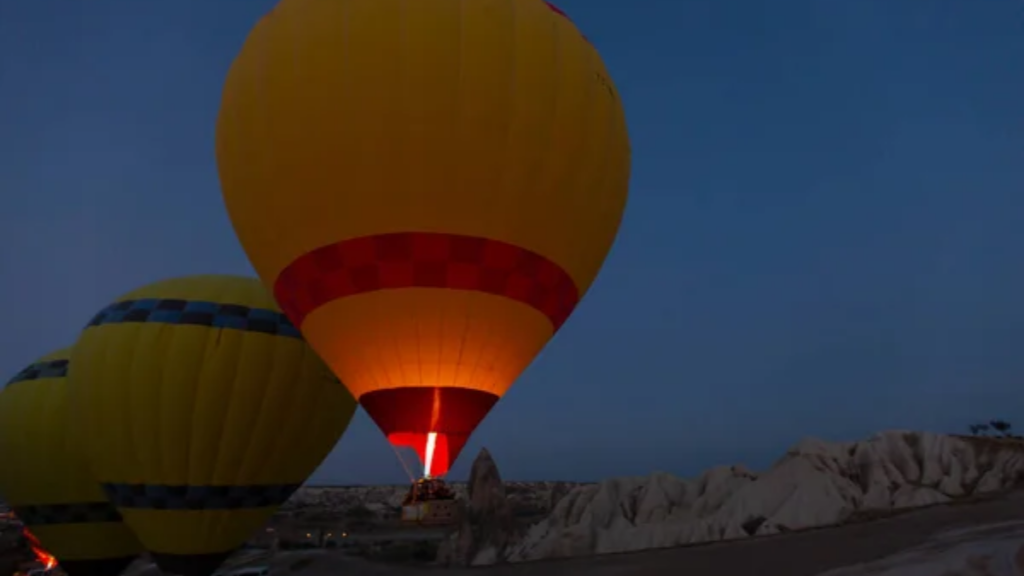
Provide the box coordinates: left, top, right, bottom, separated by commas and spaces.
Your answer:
990, 420, 1012, 437
969, 424, 982, 436
978, 423, 992, 436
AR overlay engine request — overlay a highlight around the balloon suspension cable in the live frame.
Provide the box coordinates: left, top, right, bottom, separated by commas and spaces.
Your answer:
390, 443, 417, 483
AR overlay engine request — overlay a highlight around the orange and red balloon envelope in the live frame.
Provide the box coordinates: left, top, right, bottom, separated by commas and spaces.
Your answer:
216, 0, 630, 477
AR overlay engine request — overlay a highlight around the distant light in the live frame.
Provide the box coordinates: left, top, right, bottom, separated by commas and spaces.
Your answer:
305, 533, 311, 538
341, 532, 348, 538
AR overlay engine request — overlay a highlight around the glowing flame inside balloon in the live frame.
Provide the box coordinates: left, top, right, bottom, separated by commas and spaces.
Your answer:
22, 528, 57, 570
423, 432, 438, 479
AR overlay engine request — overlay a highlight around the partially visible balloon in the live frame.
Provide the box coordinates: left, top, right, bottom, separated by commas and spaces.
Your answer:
70, 275, 357, 576
217, 0, 630, 478
0, 349, 143, 576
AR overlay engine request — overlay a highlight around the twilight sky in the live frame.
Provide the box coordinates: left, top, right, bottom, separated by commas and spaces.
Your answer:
1, 0, 1023, 485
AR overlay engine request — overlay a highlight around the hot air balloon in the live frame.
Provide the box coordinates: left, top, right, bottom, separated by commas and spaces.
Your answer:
69, 275, 357, 576
216, 0, 629, 484
0, 349, 143, 576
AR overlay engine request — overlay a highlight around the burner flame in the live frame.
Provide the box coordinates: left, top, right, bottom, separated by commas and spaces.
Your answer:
22, 528, 57, 570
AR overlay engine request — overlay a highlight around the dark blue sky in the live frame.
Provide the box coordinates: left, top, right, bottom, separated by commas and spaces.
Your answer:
2, 1, 1023, 485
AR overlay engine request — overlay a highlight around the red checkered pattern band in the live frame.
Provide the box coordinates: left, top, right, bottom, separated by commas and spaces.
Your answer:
274, 232, 580, 329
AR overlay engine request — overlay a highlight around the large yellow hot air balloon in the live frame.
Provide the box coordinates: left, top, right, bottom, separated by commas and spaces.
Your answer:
69, 275, 357, 576
0, 349, 143, 576
216, 0, 629, 479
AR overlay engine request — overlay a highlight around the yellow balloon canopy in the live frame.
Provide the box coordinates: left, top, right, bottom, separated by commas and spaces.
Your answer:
0, 348, 143, 576
69, 275, 357, 576
217, 0, 630, 478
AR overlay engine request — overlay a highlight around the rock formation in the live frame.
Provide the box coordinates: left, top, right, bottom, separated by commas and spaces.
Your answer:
436, 448, 521, 566
503, 431, 1024, 563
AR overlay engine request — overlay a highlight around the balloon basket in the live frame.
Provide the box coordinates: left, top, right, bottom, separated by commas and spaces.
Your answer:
400, 478, 459, 526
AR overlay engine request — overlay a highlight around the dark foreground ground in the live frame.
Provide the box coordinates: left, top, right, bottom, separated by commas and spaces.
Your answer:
267, 489, 1024, 576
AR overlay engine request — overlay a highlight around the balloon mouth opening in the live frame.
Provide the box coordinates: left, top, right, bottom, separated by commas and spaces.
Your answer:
359, 386, 499, 480
389, 431, 453, 479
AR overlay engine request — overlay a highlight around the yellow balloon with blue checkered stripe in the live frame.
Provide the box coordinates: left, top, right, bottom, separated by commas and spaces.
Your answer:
69, 275, 357, 576
0, 348, 144, 576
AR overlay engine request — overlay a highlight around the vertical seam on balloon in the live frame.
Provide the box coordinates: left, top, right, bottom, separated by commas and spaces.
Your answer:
500, 0, 548, 397
466, 0, 522, 398
253, 333, 287, 486
143, 325, 159, 488
71, 351, 87, 487
443, 0, 468, 397
125, 324, 145, 494
450, 0, 475, 402
181, 320, 202, 531
531, 0, 568, 369
227, 283, 254, 534
107, 325, 124, 486
482, 0, 522, 397
229, 283, 259, 489
10, 387, 25, 492
226, 298, 250, 491
397, 0, 413, 392
496, 0, 523, 397
57, 377, 73, 497
12, 383, 27, 491
160, 309, 181, 494
414, 291, 425, 388
298, 357, 335, 484
27, 380, 41, 503
361, 1, 392, 397
45, 379, 60, 501
241, 285, 286, 491
207, 283, 235, 540
134, 323, 152, 487
280, 340, 315, 490
18, 383, 29, 491
30, 372, 42, 497
374, 310, 395, 396
255, 337, 297, 498
335, 0, 366, 397
92, 331, 109, 485
526, 0, 565, 387
460, 3, 503, 393
465, 297, 490, 397
237, 331, 273, 503
42, 378, 53, 495
371, 251, 397, 393
298, 359, 326, 481
450, 293, 472, 402
157, 319, 172, 502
